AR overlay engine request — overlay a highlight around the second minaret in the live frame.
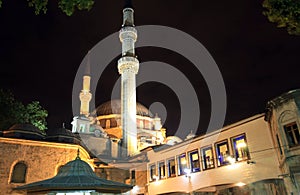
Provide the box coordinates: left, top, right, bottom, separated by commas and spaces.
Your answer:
118, 2, 139, 157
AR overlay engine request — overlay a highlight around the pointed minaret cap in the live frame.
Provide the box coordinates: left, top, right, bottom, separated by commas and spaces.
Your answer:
124, 0, 133, 8
84, 51, 91, 76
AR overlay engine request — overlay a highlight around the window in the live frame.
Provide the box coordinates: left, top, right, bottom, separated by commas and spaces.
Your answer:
188, 150, 200, 172
131, 169, 136, 185
149, 164, 156, 182
79, 124, 85, 132
131, 170, 136, 179
139, 120, 144, 129
276, 134, 283, 155
215, 140, 230, 166
167, 158, 176, 177
284, 122, 300, 147
201, 146, 215, 170
11, 162, 27, 183
231, 134, 249, 161
158, 161, 166, 179
177, 153, 188, 175
106, 119, 110, 128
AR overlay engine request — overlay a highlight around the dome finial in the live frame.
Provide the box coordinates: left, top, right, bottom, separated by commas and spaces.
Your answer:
76, 149, 81, 160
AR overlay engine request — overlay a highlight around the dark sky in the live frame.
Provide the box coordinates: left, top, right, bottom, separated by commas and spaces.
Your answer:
1, 0, 300, 137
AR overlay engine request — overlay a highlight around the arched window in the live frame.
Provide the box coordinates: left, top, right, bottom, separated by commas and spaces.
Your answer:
11, 162, 27, 183
106, 119, 111, 128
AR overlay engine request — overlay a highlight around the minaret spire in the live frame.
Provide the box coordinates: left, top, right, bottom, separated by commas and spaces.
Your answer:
124, 0, 133, 8
118, 0, 139, 156
79, 51, 92, 117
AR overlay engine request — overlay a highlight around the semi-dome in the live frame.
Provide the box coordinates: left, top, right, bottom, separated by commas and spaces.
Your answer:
95, 99, 153, 117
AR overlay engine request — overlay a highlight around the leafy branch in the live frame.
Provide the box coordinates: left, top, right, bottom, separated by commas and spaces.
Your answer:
263, 0, 300, 35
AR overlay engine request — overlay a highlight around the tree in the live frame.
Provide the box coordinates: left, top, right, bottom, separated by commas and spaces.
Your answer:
0, 0, 94, 16
263, 0, 300, 35
0, 89, 48, 131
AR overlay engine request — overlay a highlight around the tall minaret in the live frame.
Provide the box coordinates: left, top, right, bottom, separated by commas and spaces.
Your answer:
118, 0, 139, 156
79, 52, 92, 117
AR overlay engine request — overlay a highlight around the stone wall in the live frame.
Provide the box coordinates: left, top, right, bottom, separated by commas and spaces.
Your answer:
0, 137, 92, 195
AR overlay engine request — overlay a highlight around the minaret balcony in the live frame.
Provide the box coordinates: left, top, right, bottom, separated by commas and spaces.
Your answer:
119, 27, 137, 41
118, 56, 139, 74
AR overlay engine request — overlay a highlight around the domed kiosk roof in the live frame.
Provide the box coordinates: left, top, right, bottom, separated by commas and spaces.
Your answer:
96, 99, 153, 117
15, 153, 132, 193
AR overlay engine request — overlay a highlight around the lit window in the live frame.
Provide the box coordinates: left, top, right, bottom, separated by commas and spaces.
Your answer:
167, 158, 176, 177
149, 164, 156, 182
106, 120, 110, 128
232, 134, 249, 161
201, 146, 215, 170
158, 161, 166, 179
177, 153, 188, 175
215, 140, 230, 166
139, 120, 144, 129
284, 122, 300, 147
188, 150, 200, 172
79, 124, 85, 132
11, 162, 27, 183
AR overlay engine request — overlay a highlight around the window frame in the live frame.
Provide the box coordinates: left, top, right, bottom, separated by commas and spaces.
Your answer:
10, 162, 27, 183
215, 139, 231, 167
201, 145, 215, 170
177, 153, 188, 176
231, 133, 250, 162
167, 157, 176, 178
158, 161, 166, 180
188, 149, 201, 173
284, 122, 300, 147
149, 163, 156, 182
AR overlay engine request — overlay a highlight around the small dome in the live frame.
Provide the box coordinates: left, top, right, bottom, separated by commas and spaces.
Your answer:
95, 99, 153, 117
46, 128, 80, 144
9, 124, 43, 134
46, 128, 75, 137
57, 156, 95, 177
165, 136, 183, 145
3, 124, 45, 140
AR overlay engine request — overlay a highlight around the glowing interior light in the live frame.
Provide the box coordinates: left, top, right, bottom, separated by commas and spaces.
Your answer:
227, 156, 236, 164
237, 142, 247, 148
236, 182, 246, 187
132, 185, 140, 193
184, 168, 191, 174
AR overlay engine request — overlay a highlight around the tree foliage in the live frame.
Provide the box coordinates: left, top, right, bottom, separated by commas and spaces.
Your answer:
0, 89, 48, 131
263, 0, 300, 35
0, 0, 94, 16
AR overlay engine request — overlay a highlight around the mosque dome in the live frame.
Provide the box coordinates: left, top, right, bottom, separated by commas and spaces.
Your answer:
3, 124, 45, 140
95, 99, 153, 117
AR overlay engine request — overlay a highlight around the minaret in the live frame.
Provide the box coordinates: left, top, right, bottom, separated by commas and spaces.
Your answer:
71, 53, 92, 134
79, 52, 92, 117
118, 0, 139, 156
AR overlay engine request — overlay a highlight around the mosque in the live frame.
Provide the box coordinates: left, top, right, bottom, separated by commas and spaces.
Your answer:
0, 1, 300, 195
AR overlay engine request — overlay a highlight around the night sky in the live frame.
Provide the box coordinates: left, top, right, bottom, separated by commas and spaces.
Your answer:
1, 0, 300, 137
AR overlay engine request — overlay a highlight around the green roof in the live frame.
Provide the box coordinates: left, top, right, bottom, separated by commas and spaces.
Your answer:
15, 156, 132, 194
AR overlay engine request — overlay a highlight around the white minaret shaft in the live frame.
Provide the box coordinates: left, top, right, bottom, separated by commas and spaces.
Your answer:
79, 55, 92, 117
118, 3, 139, 156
